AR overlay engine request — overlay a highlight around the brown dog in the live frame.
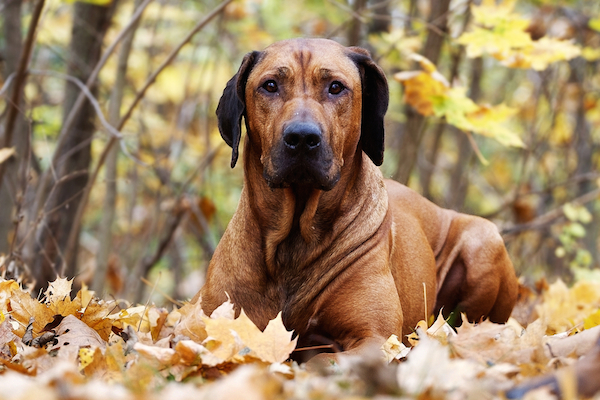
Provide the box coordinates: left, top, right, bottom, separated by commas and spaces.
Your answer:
195, 38, 518, 360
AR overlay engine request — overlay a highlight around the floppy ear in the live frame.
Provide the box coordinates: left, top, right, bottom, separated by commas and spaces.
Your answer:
347, 48, 389, 166
216, 51, 261, 168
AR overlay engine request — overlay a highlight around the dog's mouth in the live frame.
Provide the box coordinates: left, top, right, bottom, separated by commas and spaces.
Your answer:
264, 166, 340, 191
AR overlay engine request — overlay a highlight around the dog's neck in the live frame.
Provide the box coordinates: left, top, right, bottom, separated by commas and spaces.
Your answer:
242, 146, 389, 277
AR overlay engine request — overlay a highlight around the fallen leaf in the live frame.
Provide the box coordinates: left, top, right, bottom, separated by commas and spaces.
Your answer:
242, 312, 297, 364
173, 300, 208, 342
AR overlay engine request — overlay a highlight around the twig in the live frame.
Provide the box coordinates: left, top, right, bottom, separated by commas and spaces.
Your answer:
139, 272, 161, 331
116, 0, 234, 130
60, 0, 233, 275
0, 72, 16, 97
29, 0, 153, 244
0, 0, 45, 194
293, 344, 335, 352
502, 187, 600, 237
483, 172, 600, 220
139, 202, 187, 278
29, 69, 147, 167
52, 0, 153, 170
140, 276, 184, 307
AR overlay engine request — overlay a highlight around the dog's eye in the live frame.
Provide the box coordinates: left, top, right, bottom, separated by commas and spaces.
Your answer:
262, 80, 278, 93
329, 81, 345, 95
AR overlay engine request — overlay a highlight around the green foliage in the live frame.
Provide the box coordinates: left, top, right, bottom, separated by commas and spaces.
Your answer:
556, 204, 594, 269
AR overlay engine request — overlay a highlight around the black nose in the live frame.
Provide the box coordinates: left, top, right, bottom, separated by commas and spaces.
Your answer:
283, 122, 321, 153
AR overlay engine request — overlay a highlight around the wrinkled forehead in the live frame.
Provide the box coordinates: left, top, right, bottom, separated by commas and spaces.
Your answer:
249, 39, 360, 81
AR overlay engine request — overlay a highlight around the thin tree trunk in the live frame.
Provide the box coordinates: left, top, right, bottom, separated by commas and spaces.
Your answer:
419, 1, 474, 202
369, 0, 390, 34
0, 0, 27, 254
347, 0, 367, 46
393, 0, 451, 185
446, 56, 483, 210
94, 0, 144, 296
31, 1, 116, 293
570, 58, 598, 265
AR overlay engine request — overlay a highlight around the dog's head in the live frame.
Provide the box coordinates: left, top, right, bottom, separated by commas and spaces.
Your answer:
216, 38, 388, 191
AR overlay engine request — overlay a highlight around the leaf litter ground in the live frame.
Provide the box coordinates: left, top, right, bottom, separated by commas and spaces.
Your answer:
0, 277, 599, 399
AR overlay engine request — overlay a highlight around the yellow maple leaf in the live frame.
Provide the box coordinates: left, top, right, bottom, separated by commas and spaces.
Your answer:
458, 0, 581, 71
504, 37, 581, 71
394, 70, 448, 116
202, 309, 297, 364
202, 309, 257, 362
471, 0, 519, 28
407, 320, 428, 346
395, 57, 522, 150
240, 312, 297, 364
465, 103, 524, 147
582, 47, 600, 61
458, 0, 531, 60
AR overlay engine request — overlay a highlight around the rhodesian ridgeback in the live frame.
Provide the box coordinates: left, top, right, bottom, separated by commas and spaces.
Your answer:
195, 38, 518, 361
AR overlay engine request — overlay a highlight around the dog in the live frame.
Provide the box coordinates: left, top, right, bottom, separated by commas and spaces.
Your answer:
194, 38, 518, 361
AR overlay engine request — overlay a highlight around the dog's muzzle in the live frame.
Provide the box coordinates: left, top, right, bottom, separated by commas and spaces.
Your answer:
266, 121, 339, 191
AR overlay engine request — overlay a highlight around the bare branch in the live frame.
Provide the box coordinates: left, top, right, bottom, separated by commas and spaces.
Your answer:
0, 72, 16, 97
53, 0, 153, 168
61, 0, 234, 275
0, 0, 45, 194
116, 0, 234, 131
502, 187, 600, 238
29, 69, 147, 167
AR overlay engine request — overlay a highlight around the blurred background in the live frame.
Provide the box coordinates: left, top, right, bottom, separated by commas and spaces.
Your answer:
0, 0, 599, 304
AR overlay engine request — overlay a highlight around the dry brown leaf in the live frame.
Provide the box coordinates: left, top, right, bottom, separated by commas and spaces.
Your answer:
106, 305, 146, 332
44, 278, 73, 304
47, 315, 106, 363
80, 300, 114, 341
75, 283, 94, 310
173, 300, 208, 342
398, 332, 487, 398
8, 287, 55, 337
134, 341, 177, 368
0, 280, 20, 312
175, 339, 222, 367
148, 307, 169, 341
0, 316, 21, 359
544, 325, 600, 359
450, 317, 534, 365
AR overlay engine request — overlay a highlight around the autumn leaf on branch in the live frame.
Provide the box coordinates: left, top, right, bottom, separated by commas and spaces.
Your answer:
457, 0, 581, 71
394, 54, 524, 156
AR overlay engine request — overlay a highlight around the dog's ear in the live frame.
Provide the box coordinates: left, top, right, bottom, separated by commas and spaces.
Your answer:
216, 51, 261, 168
347, 48, 389, 166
